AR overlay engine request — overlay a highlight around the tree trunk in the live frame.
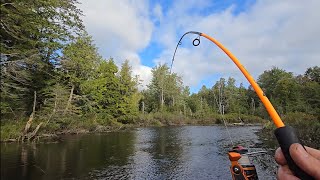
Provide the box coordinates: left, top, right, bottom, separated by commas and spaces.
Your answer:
27, 122, 43, 141
46, 92, 57, 124
213, 91, 219, 112
160, 87, 164, 109
251, 98, 255, 115
172, 96, 175, 107
24, 91, 36, 134
142, 101, 145, 114
63, 84, 74, 115
222, 105, 225, 115
218, 83, 224, 114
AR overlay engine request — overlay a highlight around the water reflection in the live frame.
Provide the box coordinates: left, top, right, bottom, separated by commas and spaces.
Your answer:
1, 131, 136, 180
1, 126, 276, 180
145, 127, 185, 179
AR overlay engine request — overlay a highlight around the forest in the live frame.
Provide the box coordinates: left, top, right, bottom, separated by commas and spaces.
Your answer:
1, 1, 319, 144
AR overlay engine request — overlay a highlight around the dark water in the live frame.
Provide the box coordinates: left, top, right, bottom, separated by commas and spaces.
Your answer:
1, 126, 277, 180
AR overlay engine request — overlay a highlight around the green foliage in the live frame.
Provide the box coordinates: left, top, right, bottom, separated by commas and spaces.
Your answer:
62, 33, 101, 86
0, 120, 24, 140
262, 112, 320, 149
117, 60, 141, 123
257, 66, 320, 117
258, 67, 293, 97
0, 1, 319, 146
81, 59, 120, 116
305, 66, 320, 83
1, 0, 84, 118
146, 64, 183, 112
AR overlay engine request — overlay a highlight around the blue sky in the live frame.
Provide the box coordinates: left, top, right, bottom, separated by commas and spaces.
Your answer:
138, 0, 256, 92
139, 0, 255, 63
78, 0, 320, 93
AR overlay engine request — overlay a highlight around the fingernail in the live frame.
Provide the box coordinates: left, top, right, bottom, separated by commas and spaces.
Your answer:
294, 144, 309, 158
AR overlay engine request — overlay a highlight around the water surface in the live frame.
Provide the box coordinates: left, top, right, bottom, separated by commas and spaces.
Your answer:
1, 126, 276, 180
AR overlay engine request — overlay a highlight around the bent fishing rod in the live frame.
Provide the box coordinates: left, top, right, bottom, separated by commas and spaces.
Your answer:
171, 31, 314, 180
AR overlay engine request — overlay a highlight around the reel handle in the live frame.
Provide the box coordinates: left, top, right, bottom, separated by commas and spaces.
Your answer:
274, 126, 314, 180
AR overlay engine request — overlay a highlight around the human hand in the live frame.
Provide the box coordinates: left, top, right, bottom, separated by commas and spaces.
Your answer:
275, 143, 320, 180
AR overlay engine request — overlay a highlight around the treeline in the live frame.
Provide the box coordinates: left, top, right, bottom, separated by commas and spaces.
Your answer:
1, 1, 319, 141
142, 65, 320, 121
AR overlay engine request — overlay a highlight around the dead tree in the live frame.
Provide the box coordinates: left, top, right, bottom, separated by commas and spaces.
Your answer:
24, 91, 36, 134
63, 84, 74, 115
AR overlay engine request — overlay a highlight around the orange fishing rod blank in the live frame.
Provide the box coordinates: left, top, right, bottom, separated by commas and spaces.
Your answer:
200, 33, 285, 128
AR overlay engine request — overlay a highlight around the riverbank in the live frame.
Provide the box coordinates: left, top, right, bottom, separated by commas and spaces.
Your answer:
2, 112, 318, 148
1, 113, 265, 143
257, 112, 320, 149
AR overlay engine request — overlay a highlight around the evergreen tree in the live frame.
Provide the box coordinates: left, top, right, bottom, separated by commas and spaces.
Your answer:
118, 60, 140, 122
1, 0, 83, 118
81, 59, 120, 118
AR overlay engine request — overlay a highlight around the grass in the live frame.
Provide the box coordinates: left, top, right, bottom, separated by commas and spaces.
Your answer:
0, 120, 25, 141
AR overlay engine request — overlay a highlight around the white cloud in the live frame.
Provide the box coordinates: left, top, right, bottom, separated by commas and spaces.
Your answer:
77, 0, 320, 91
78, 0, 153, 88
153, 0, 320, 88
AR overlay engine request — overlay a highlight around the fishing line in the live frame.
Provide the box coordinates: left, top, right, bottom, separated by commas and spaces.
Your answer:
170, 31, 201, 73
171, 32, 234, 146
171, 31, 312, 179
220, 106, 235, 147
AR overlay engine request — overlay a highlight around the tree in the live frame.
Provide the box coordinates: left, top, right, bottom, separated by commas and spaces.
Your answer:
305, 66, 320, 83
81, 59, 120, 117
181, 86, 190, 116
212, 78, 226, 114
258, 67, 293, 99
1, 0, 84, 118
147, 64, 169, 111
117, 60, 140, 122
257, 67, 294, 114
61, 33, 102, 114
273, 77, 299, 113
225, 77, 237, 113
146, 64, 184, 112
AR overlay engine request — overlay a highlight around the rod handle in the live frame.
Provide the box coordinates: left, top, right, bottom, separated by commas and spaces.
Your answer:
274, 126, 314, 180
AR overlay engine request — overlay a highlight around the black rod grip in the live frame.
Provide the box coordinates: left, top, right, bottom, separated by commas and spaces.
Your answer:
274, 126, 314, 180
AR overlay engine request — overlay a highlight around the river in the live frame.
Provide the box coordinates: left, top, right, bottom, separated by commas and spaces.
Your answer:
1, 126, 277, 180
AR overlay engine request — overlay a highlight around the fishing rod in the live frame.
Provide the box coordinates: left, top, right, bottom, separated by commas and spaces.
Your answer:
171, 31, 313, 180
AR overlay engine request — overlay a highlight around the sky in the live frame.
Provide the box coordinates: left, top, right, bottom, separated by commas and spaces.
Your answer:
78, 0, 320, 93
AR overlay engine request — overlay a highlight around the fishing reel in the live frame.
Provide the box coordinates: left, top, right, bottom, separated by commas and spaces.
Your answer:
228, 146, 259, 180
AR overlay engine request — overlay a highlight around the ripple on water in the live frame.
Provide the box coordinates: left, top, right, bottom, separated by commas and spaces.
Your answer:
1, 126, 277, 180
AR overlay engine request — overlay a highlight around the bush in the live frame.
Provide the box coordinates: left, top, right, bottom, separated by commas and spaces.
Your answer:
283, 112, 320, 148
260, 112, 320, 149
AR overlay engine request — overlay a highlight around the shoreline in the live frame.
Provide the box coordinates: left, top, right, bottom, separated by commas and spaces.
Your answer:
1, 122, 264, 143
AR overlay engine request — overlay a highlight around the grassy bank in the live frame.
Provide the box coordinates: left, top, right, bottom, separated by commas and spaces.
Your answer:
136, 112, 265, 126
258, 112, 320, 149
1, 112, 265, 142
3, 112, 318, 147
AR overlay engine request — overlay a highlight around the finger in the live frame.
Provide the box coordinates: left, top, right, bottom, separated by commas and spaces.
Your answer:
277, 165, 300, 180
274, 146, 320, 165
290, 143, 320, 179
305, 146, 320, 160
275, 147, 287, 166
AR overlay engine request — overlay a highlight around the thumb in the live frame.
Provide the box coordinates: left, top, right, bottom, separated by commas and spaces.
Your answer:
290, 143, 320, 179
